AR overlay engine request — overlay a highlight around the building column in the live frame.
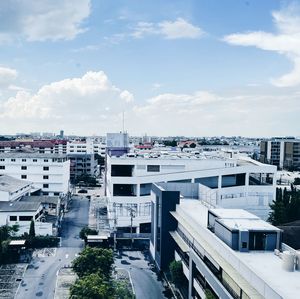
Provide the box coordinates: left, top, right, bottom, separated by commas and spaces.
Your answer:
217, 175, 222, 206
188, 254, 193, 299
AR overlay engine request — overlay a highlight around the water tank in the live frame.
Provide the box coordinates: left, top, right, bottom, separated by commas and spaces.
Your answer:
295, 251, 300, 271
282, 251, 295, 272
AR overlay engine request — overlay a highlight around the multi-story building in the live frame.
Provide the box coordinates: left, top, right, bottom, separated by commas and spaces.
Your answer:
260, 138, 300, 170
0, 153, 70, 196
67, 139, 106, 157
68, 153, 98, 183
106, 151, 276, 234
0, 140, 67, 154
150, 182, 299, 299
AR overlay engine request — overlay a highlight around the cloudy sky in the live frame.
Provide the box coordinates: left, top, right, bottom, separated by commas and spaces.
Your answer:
0, 0, 299, 137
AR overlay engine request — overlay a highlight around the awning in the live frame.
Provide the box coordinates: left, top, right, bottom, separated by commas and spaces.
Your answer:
170, 231, 189, 253
9, 240, 26, 246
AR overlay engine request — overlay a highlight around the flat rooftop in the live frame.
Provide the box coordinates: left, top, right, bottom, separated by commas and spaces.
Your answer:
0, 175, 32, 193
20, 196, 59, 205
178, 200, 299, 299
0, 200, 41, 212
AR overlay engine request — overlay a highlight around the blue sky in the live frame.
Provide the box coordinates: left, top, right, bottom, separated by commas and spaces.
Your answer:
0, 0, 299, 136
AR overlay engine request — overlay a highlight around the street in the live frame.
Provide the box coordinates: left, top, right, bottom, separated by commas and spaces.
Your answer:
115, 251, 172, 299
15, 196, 89, 299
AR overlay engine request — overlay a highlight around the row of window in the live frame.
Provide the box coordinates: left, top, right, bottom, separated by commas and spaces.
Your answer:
0, 158, 65, 162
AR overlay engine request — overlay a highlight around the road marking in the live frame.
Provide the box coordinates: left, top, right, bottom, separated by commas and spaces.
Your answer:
65, 254, 69, 259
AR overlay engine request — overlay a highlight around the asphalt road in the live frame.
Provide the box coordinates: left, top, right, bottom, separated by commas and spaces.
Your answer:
115, 251, 172, 299
15, 196, 89, 299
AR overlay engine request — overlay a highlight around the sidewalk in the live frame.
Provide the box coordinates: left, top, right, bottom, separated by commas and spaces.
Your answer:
54, 267, 77, 299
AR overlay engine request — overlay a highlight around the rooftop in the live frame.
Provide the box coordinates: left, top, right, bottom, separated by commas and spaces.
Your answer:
20, 196, 59, 205
0, 175, 32, 193
0, 200, 41, 212
178, 200, 299, 299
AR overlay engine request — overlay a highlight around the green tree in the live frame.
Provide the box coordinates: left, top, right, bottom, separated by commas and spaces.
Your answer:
72, 247, 114, 279
70, 273, 112, 299
205, 289, 216, 299
169, 260, 184, 286
294, 177, 300, 185
79, 226, 98, 241
113, 281, 134, 299
29, 220, 35, 238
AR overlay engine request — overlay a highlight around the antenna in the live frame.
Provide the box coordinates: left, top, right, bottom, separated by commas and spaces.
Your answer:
122, 111, 125, 133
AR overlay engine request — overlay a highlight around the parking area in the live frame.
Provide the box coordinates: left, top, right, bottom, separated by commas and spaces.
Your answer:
0, 264, 27, 298
33, 248, 57, 258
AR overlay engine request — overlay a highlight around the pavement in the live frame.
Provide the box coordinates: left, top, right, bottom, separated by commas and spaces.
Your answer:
114, 251, 173, 299
54, 268, 77, 299
14, 196, 89, 299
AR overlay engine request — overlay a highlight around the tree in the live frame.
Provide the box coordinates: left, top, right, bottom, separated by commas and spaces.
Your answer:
205, 289, 216, 299
169, 260, 184, 286
294, 177, 300, 185
72, 247, 114, 279
79, 226, 98, 241
29, 220, 35, 238
70, 273, 112, 299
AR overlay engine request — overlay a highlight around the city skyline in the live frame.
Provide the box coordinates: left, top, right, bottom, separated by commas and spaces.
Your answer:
0, 0, 299, 136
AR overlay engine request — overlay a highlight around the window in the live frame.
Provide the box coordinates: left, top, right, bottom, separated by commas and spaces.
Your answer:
147, 165, 160, 172
22, 159, 26, 162
44, 159, 48, 162
21, 175, 27, 179
0, 166, 5, 170
111, 165, 134, 177
43, 175, 49, 180
33, 159, 37, 162
0, 158, 5, 161
43, 166, 49, 171
10, 216, 17, 221
43, 184, 49, 188
19, 216, 33, 221
54, 192, 60, 196
21, 166, 27, 170
11, 159, 16, 162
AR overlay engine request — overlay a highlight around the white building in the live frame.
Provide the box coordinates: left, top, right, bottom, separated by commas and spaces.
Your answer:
67, 139, 106, 157
106, 151, 276, 233
0, 153, 70, 196
0, 175, 33, 201
150, 184, 299, 299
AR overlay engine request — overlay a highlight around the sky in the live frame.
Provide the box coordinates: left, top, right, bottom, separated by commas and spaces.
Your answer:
0, 0, 299, 137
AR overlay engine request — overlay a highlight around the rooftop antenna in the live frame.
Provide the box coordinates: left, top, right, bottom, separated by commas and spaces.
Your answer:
122, 110, 125, 133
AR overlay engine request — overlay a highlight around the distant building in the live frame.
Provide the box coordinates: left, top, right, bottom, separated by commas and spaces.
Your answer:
260, 138, 300, 170
150, 182, 299, 299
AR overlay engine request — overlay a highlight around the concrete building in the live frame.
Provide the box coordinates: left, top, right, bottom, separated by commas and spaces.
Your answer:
106, 151, 276, 234
260, 138, 300, 170
0, 153, 70, 196
0, 175, 33, 201
67, 139, 106, 158
0, 175, 61, 236
150, 183, 299, 299
68, 153, 98, 183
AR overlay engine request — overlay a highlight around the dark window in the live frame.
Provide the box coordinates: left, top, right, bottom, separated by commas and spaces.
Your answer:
22, 159, 26, 162
19, 216, 33, 221
10, 216, 17, 221
43, 192, 49, 195
44, 159, 48, 162
140, 183, 152, 196
21, 166, 27, 170
43, 166, 49, 171
54, 192, 60, 196
242, 242, 247, 248
43, 175, 49, 179
221, 173, 245, 188
33, 159, 37, 162
0, 166, 5, 169
11, 159, 16, 162
43, 184, 49, 188
111, 164, 134, 177
195, 176, 218, 189
21, 175, 27, 179
147, 165, 160, 172
113, 184, 136, 196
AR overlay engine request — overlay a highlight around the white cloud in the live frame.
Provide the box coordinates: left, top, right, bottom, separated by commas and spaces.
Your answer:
131, 18, 204, 39
0, 66, 18, 87
0, 0, 91, 42
0, 71, 134, 134
159, 18, 204, 39
223, 3, 300, 87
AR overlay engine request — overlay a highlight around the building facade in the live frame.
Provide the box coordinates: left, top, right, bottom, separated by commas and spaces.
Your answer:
150, 183, 299, 299
0, 153, 70, 196
260, 138, 300, 170
106, 152, 276, 233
